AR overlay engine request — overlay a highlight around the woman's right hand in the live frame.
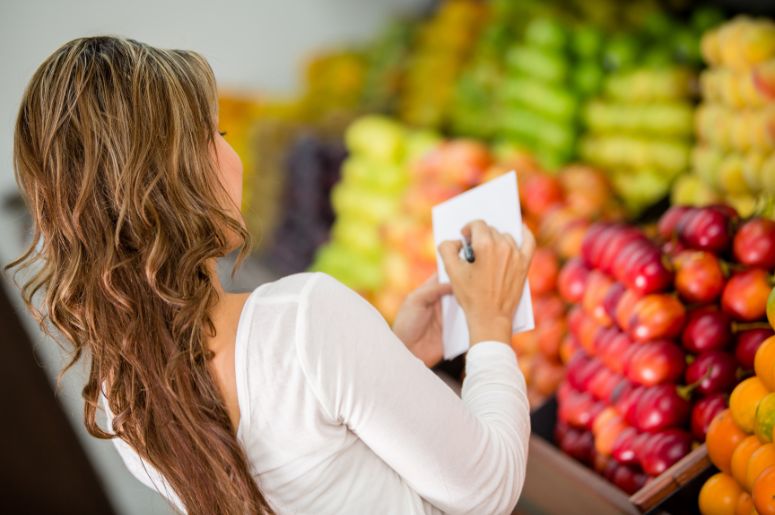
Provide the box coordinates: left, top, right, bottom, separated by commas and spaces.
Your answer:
438, 220, 536, 346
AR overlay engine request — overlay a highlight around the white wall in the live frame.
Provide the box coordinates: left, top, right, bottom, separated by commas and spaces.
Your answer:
0, 1, 425, 513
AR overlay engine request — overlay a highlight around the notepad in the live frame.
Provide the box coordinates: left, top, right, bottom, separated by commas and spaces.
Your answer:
432, 171, 534, 360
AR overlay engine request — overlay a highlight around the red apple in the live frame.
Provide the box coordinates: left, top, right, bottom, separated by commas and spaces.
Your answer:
684, 351, 738, 395
735, 328, 775, 370
558, 257, 591, 303
681, 306, 733, 353
674, 250, 726, 304
632, 384, 690, 433
626, 340, 685, 386
628, 294, 687, 342
566, 354, 603, 392
733, 218, 775, 269
613, 239, 652, 279
589, 367, 617, 401
690, 393, 727, 441
640, 429, 692, 476
721, 268, 772, 321
581, 223, 611, 267
599, 227, 645, 275
609, 462, 648, 494
558, 427, 595, 465
612, 427, 641, 465
678, 206, 734, 252
627, 247, 674, 295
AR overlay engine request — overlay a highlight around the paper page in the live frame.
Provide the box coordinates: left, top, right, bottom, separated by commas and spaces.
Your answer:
431, 171, 534, 360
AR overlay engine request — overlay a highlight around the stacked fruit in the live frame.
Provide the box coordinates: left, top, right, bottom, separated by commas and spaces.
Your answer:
509, 163, 624, 407
694, 218, 775, 513
311, 116, 412, 295
496, 17, 590, 170
554, 205, 775, 495
676, 16, 775, 218
376, 137, 492, 322
398, 0, 487, 129
579, 66, 696, 216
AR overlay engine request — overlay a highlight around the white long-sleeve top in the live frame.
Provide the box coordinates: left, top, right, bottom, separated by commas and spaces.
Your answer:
101, 272, 530, 514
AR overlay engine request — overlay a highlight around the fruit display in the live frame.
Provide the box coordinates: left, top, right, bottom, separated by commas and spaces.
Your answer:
311, 116, 442, 298
698, 279, 775, 513
554, 204, 775, 496
675, 16, 775, 217
448, 0, 545, 139
397, 0, 487, 129
579, 66, 697, 215
509, 162, 624, 406
494, 16, 593, 169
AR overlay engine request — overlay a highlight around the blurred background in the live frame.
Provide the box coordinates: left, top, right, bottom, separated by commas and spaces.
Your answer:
3, 0, 775, 513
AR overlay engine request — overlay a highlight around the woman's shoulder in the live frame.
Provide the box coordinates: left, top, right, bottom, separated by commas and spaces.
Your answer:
248, 271, 362, 309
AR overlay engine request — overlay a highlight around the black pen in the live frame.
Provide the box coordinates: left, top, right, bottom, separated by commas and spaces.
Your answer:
462, 238, 475, 263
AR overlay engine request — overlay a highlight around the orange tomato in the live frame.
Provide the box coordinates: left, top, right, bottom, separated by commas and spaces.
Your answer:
753, 465, 775, 515
732, 435, 764, 488
746, 443, 775, 491
708, 410, 751, 474
755, 336, 775, 391
699, 472, 743, 515
731, 377, 770, 433
735, 490, 754, 515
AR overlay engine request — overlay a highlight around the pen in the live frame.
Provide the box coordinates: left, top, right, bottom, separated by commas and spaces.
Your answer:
462, 238, 475, 263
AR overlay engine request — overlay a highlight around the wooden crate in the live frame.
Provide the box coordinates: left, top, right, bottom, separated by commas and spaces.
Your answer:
516, 397, 714, 515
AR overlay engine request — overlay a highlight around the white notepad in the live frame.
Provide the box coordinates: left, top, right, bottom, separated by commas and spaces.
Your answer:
432, 171, 534, 360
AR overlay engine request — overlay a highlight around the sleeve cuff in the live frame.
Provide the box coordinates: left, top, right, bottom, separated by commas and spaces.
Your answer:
465, 340, 518, 370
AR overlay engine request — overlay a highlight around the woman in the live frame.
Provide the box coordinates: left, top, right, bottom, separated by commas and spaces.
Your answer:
6, 36, 534, 515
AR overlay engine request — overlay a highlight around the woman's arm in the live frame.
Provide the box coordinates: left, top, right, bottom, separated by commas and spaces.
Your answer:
296, 272, 530, 515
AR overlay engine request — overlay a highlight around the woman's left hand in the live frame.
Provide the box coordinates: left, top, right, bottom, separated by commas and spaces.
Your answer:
392, 273, 453, 368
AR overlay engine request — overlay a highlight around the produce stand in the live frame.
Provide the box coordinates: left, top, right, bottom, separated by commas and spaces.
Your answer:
518, 398, 715, 514
217, 1, 775, 512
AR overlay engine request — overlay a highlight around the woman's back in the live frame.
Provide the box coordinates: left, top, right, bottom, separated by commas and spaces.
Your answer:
104, 272, 529, 514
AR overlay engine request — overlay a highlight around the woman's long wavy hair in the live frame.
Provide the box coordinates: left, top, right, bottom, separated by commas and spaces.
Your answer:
4, 36, 274, 514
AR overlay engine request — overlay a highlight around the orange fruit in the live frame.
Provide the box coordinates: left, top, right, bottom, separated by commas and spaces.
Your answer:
709, 410, 751, 474
746, 443, 775, 491
753, 465, 775, 515
735, 490, 754, 515
731, 377, 770, 433
699, 472, 743, 515
733, 436, 764, 488
755, 336, 775, 391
